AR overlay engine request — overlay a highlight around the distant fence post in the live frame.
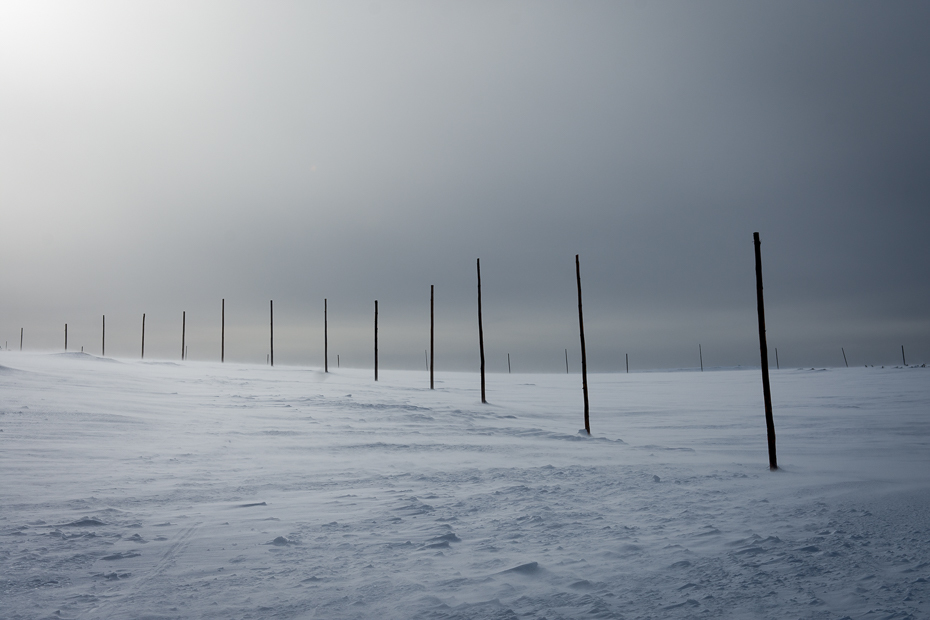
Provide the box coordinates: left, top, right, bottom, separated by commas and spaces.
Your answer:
902, 345, 907, 366
20, 327, 23, 351
565, 349, 569, 374
842, 347, 848, 368
64, 323, 67, 351
182, 311, 186, 360
141, 314, 145, 359
374, 300, 379, 381
270, 300, 274, 367
324, 299, 329, 373
102, 315, 105, 357
477, 259, 486, 403
508, 353, 511, 374
753, 232, 777, 470
575, 254, 590, 435
699, 344, 703, 371
775, 347, 779, 370
221, 299, 225, 363
626, 353, 628, 374
430, 285, 434, 389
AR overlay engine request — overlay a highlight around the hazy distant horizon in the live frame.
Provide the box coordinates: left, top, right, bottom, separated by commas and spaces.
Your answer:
2, 1, 927, 371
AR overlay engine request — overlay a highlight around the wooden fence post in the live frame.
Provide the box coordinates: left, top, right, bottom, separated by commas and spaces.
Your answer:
20, 327, 23, 351
775, 347, 779, 370
477, 259, 486, 403
842, 347, 848, 368
902, 345, 907, 366
270, 300, 274, 367
508, 353, 511, 374
141, 314, 145, 359
699, 344, 703, 371
102, 315, 105, 357
221, 299, 225, 363
324, 299, 329, 373
374, 300, 379, 381
565, 349, 569, 374
576, 254, 590, 435
65, 324, 68, 351
753, 232, 777, 470
430, 285, 434, 389
182, 311, 186, 360
626, 353, 628, 374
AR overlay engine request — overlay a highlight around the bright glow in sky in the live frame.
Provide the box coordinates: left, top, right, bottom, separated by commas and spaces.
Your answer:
2, 1, 928, 370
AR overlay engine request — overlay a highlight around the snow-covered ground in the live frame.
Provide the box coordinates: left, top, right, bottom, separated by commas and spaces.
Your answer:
1, 352, 928, 619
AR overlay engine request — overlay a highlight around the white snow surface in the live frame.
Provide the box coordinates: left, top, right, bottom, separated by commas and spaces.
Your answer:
1, 352, 929, 619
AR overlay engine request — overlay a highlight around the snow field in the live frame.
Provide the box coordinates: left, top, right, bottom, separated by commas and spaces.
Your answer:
1, 352, 929, 619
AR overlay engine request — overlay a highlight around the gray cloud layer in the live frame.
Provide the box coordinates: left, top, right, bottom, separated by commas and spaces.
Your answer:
2, 1, 928, 370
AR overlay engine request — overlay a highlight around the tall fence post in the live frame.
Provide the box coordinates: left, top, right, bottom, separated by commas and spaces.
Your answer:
902, 345, 907, 366
565, 349, 569, 374
324, 299, 329, 373
576, 254, 590, 435
65, 324, 68, 351
102, 315, 105, 357
626, 353, 628, 374
430, 285, 435, 389
221, 299, 225, 363
20, 327, 23, 351
842, 347, 848, 368
141, 314, 145, 359
374, 300, 379, 381
753, 232, 778, 470
182, 311, 186, 360
477, 259, 486, 403
699, 344, 703, 371
775, 347, 779, 369
270, 300, 274, 367
508, 353, 511, 374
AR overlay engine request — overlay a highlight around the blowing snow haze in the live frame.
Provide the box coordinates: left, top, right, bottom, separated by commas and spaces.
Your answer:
1, 1, 928, 371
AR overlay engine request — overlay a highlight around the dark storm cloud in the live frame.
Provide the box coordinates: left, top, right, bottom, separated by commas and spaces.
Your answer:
1, 1, 927, 369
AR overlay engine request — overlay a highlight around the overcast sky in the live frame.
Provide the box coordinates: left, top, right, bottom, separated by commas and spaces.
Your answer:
1, 1, 928, 372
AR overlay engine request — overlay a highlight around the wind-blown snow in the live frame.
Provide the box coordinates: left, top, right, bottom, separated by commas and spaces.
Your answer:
1, 352, 928, 619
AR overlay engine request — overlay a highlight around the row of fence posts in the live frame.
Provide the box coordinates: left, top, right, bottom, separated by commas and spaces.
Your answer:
10, 233, 922, 469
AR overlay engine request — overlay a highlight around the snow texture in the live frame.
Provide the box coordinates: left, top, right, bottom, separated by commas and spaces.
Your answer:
1, 352, 928, 619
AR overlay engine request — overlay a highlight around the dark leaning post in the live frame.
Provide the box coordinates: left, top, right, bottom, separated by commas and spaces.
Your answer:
221, 299, 225, 363
324, 298, 329, 373
575, 254, 590, 435
476, 259, 486, 404
430, 285, 435, 390
753, 232, 778, 470
270, 300, 274, 367
374, 300, 379, 381
141, 313, 146, 359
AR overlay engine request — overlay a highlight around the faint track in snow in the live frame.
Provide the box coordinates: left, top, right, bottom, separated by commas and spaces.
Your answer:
78, 521, 201, 619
